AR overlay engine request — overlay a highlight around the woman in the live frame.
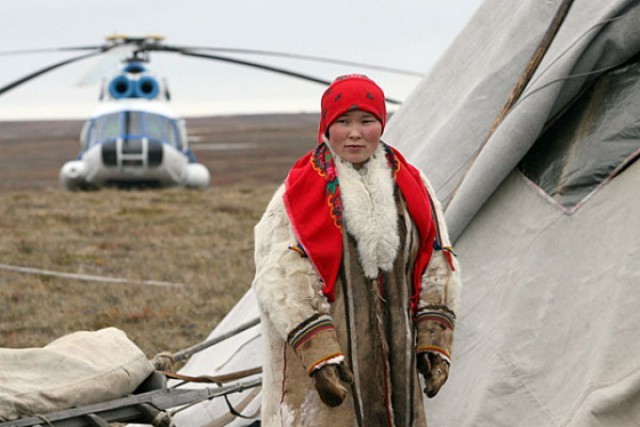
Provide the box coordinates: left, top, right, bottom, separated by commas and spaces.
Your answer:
253, 74, 461, 426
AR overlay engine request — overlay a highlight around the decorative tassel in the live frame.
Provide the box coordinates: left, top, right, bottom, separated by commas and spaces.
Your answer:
442, 246, 457, 272
288, 243, 308, 258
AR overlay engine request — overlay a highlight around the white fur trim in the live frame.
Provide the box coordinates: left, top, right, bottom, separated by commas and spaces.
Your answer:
427, 351, 451, 365
334, 144, 400, 278
310, 355, 345, 373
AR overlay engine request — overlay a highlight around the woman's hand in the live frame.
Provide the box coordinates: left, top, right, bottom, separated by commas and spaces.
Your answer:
417, 352, 449, 398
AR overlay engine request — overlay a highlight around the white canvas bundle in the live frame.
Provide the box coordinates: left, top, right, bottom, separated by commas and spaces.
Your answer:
0, 327, 154, 421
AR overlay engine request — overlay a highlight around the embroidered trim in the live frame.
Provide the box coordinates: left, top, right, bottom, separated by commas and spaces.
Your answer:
416, 345, 451, 362
311, 143, 343, 230
415, 310, 455, 330
287, 314, 335, 350
382, 142, 400, 178
421, 304, 457, 318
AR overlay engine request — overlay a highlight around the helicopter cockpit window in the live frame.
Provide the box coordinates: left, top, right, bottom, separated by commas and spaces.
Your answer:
519, 57, 640, 209
124, 112, 181, 149
90, 113, 121, 146
144, 113, 165, 140
167, 122, 179, 148
144, 113, 179, 148
86, 111, 183, 150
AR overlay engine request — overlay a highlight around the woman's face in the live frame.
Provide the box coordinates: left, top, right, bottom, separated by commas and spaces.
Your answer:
327, 110, 382, 169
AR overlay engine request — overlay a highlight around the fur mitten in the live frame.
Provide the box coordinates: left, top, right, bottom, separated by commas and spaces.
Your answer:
312, 363, 354, 406
417, 351, 449, 397
415, 308, 455, 397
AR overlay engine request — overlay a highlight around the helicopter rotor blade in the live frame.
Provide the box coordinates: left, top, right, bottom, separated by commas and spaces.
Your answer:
167, 45, 423, 77
0, 38, 405, 104
0, 46, 105, 56
158, 47, 402, 105
0, 50, 104, 96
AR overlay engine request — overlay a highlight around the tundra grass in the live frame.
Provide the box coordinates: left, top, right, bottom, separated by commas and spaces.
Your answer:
0, 185, 277, 360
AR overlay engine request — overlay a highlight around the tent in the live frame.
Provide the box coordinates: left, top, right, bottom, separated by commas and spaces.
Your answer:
175, 0, 640, 425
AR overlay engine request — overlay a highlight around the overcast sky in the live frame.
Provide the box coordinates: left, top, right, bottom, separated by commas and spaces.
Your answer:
0, 0, 484, 120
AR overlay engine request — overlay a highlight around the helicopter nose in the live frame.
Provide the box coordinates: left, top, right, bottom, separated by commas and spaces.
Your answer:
59, 160, 87, 190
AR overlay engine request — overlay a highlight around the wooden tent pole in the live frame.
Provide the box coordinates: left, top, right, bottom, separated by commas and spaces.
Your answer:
444, 0, 576, 210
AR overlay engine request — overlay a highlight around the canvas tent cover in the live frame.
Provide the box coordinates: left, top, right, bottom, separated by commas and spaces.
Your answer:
385, 0, 640, 425
172, 0, 640, 425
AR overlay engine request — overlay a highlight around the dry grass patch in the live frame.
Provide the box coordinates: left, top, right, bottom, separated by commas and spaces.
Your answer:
0, 185, 278, 359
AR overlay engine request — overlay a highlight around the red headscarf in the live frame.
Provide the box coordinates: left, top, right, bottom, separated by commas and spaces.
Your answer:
318, 74, 387, 143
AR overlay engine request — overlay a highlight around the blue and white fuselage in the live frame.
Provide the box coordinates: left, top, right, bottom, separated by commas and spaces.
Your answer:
59, 62, 210, 190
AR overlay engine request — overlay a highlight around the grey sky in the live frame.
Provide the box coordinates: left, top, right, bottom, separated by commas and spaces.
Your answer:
0, 0, 483, 119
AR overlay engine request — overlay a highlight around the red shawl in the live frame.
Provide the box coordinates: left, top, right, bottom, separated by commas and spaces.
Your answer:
284, 142, 436, 311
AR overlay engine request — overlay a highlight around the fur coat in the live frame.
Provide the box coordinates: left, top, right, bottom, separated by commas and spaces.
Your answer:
253, 144, 461, 426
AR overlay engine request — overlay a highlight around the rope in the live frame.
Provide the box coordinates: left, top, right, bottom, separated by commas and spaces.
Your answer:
163, 366, 262, 385
223, 393, 254, 419
0, 263, 183, 288
168, 377, 262, 417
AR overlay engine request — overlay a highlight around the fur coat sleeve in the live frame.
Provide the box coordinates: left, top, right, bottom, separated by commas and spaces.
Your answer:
415, 171, 462, 363
253, 185, 345, 374
252, 185, 333, 338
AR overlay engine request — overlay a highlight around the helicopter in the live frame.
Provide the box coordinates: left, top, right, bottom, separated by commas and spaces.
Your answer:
60, 56, 210, 190
0, 35, 419, 190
